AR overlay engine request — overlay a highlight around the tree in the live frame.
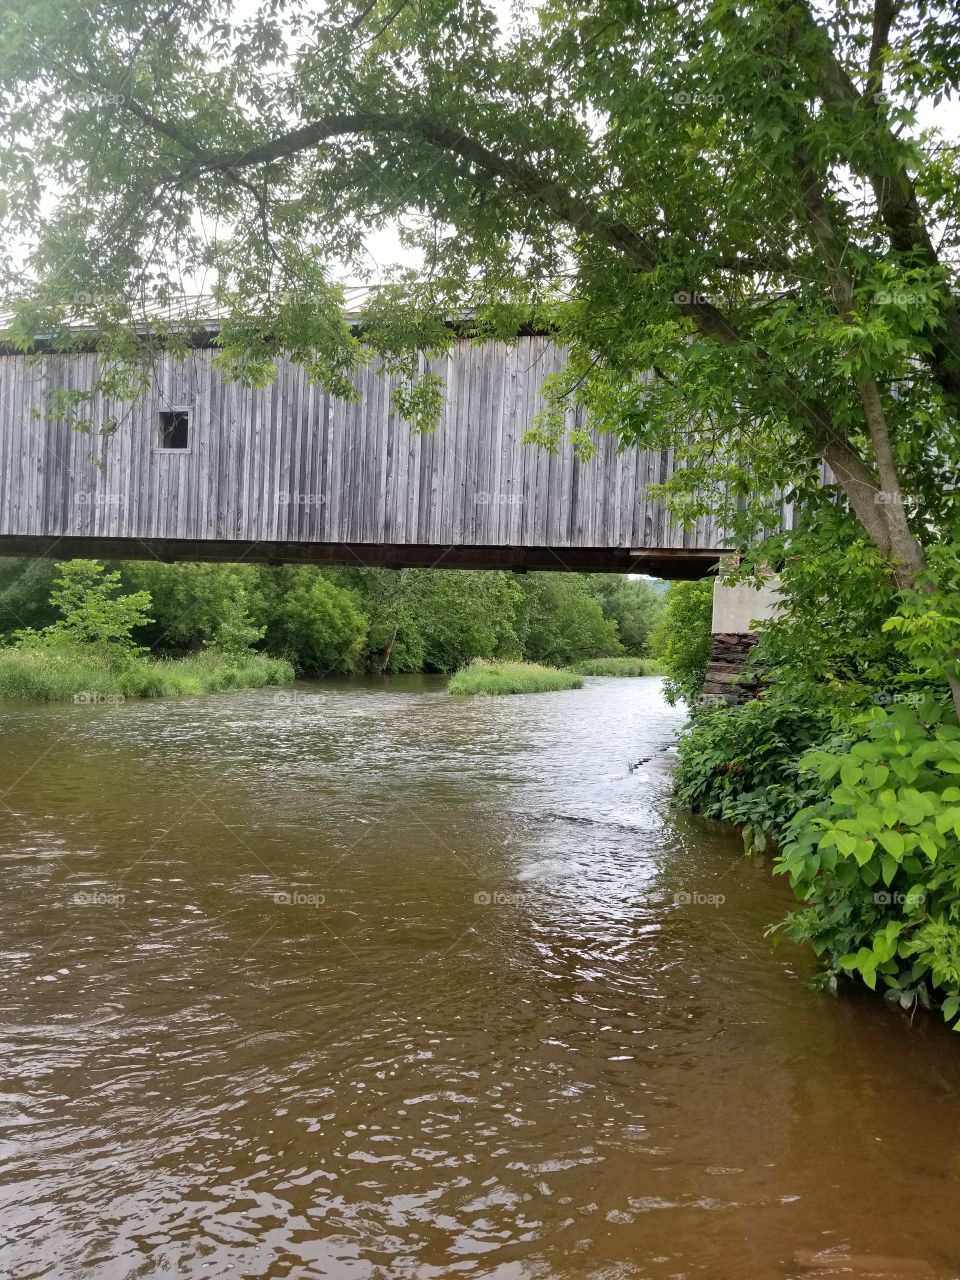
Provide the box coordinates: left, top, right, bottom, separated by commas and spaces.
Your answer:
0, 557, 59, 639
16, 559, 152, 653
1, 0, 958, 705
118, 561, 265, 653
257, 567, 367, 673
583, 574, 665, 656
651, 580, 714, 707
517, 573, 623, 666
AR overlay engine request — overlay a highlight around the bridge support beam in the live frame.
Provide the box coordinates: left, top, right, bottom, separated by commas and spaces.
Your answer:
702, 573, 781, 706
0, 534, 724, 578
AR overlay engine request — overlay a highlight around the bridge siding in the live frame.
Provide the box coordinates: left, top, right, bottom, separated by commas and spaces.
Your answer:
0, 335, 779, 554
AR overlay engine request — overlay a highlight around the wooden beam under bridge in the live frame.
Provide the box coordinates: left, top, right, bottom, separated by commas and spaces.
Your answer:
0, 535, 724, 579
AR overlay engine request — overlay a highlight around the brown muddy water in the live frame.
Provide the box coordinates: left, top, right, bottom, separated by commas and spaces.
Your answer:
0, 675, 958, 1280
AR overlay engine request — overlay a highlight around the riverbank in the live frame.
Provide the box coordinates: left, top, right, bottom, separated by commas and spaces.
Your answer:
0, 644, 295, 702
673, 691, 960, 1031
575, 657, 665, 676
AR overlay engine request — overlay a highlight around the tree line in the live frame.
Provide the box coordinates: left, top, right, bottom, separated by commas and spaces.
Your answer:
0, 558, 667, 675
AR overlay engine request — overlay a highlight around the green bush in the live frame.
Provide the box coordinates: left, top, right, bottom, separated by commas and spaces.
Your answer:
650, 578, 714, 706
674, 695, 842, 852
448, 660, 583, 696
15, 559, 152, 662
408, 571, 522, 672
772, 700, 960, 1026
260, 567, 368, 673
744, 514, 905, 704
581, 575, 665, 655
119, 561, 264, 652
574, 657, 665, 676
0, 557, 59, 639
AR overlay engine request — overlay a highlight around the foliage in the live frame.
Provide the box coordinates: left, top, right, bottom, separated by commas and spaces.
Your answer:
205, 592, 266, 656
674, 694, 842, 853
882, 540, 960, 696
257, 567, 368, 674
773, 702, 960, 1026
574, 657, 664, 676
413, 571, 524, 672
650, 579, 714, 707
320, 567, 524, 672
0, 643, 293, 702
0, 557, 59, 639
118, 561, 265, 653
0, 558, 666, 678
447, 660, 583, 696
326, 567, 425, 672
516, 574, 622, 667
746, 512, 909, 705
15, 560, 152, 663
4, 0, 959, 658
581, 576, 665, 656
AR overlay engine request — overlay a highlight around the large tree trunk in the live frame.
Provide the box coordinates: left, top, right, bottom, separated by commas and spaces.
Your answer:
822, 413, 960, 721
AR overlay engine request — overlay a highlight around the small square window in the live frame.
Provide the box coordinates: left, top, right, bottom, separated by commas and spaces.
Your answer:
158, 409, 189, 449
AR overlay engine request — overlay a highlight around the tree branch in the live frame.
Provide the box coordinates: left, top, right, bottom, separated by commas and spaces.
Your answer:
868, 0, 898, 88
174, 111, 839, 431
785, 0, 960, 401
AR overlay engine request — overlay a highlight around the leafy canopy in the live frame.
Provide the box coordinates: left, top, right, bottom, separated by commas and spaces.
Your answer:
1, 0, 959, 565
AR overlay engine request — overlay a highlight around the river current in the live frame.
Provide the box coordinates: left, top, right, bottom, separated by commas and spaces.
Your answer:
0, 676, 958, 1278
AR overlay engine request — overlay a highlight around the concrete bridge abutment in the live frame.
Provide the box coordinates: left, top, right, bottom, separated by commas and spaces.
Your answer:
702, 573, 781, 706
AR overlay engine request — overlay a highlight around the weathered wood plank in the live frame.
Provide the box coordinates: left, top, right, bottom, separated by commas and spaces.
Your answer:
0, 338, 776, 562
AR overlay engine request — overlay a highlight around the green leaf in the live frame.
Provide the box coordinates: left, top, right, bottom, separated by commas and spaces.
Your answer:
877, 829, 905, 858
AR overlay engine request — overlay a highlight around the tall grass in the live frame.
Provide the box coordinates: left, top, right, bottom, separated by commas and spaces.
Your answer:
574, 657, 666, 677
0, 644, 295, 702
448, 660, 583, 696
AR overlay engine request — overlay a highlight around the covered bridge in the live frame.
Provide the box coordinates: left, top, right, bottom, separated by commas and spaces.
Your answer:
0, 319, 798, 576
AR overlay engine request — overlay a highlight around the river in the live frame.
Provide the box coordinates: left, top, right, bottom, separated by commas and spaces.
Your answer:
0, 675, 958, 1278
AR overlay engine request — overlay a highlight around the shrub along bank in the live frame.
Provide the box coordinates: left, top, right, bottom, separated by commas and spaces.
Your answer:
663, 523, 960, 1031
0, 559, 664, 677
0, 645, 293, 702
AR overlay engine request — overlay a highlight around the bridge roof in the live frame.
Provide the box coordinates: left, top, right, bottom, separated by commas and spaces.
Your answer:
0, 287, 380, 350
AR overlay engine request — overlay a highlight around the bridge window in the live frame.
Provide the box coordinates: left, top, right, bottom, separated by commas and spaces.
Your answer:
158, 409, 189, 450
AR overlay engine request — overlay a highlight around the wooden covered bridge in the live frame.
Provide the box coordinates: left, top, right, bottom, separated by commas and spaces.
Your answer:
0, 327, 797, 576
